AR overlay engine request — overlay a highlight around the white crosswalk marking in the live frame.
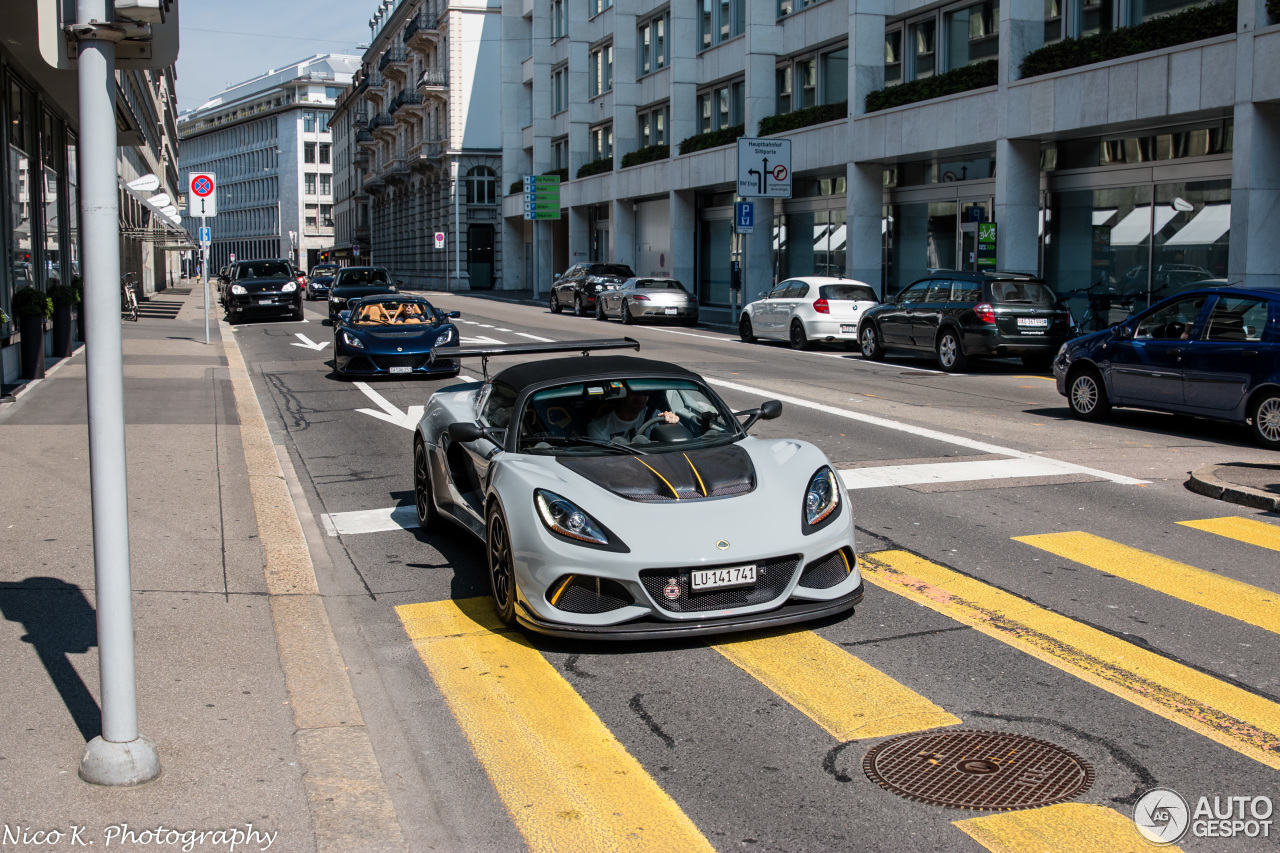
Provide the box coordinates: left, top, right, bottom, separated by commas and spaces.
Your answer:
515, 332, 555, 342
841, 457, 1089, 490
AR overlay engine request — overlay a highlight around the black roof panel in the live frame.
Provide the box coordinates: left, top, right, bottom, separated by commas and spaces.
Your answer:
493, 355, 699, 392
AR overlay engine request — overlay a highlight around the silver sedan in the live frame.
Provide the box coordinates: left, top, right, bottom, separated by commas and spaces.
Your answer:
596, 277, 699, 325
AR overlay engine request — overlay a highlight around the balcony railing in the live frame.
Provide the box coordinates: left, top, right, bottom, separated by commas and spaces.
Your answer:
391, 90, 424, 112
418, 67, 448, 88
356, 129, 376, 144
403, 11, 440, 43
371, 112, 393, 129
366, 71, 385, 89
378, 47, 408, 73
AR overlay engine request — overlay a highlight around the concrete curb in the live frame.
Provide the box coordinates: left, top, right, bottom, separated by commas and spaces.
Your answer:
1186, 464, 1280, 512
220, 316, 408, 853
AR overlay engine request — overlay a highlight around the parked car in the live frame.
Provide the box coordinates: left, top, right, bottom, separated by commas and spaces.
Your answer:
595, 277, 698, 325
327, 266, 398, 321
858, 271, 1072, 371
332, 294, 461, 379
412, 346, 863, 638
306, 263, 341, 301
1055, 285, 1280, 449
221, 259, 303, 322
549, 263, 635, 316
739, 278, 879, 350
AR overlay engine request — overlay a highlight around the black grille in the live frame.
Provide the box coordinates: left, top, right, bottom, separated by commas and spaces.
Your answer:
799, 547, 854, 590
639, 555, 800, 613
548, 575, 634, 614
344, 357, 374, 371
372, 354, 426, 369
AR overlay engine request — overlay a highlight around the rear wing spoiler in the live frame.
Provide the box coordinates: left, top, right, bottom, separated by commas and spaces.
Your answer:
431, 337, 640, 378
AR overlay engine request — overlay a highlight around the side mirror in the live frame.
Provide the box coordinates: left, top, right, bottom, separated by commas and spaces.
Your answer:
1114, 323, 1134, 339
447, 310, 461, 318
448, 422, 486, 442
338, 311, 351, 324
394, 279, 404, 287
760, 400, 783, 420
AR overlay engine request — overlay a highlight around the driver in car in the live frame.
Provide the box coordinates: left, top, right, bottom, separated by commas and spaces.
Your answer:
588, 388, 679, 443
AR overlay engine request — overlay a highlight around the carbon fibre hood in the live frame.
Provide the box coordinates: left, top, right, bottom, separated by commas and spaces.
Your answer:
557, 444, 756, 502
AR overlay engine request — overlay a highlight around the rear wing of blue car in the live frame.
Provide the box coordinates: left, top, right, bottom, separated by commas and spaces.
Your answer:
430, 337, 640, 378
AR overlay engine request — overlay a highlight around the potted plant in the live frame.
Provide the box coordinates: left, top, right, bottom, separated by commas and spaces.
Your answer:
49, 282, 80, 358
13, 286, 53, 380
71, 275, 84, 342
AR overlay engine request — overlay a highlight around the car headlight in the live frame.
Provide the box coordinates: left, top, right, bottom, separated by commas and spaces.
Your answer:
435, 327, 454, 346
804, 467, 840, 527
341, 331, 365, 349
231, 284, 246, 295
535, 490, 608, 545
282, 282, 298, 293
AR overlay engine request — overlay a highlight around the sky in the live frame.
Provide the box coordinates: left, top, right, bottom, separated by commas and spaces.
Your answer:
175, 0, 373, 112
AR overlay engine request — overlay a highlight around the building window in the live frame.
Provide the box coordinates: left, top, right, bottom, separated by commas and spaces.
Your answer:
885, 30, 903, 85
701, 0, 744, 49
592, 0, 612, 15
305, 204, 318, 228
552, 65, 569, 114
465, 165, 497, 204
320, 174, 331, 195
303, 111, 316, 132
945, 0, 999, 71
590, 124, 613, 160
304, 142, 316, 163
822, 48, 848, 103
551, 0, 567, 36
776, 66, 792, 114
638, 104, 668, 147
638, 13, 669, 76
778, 0, 820, 16
697, 80, 744, 133
319, 143, 331, 164
552, 137, 569, 171
1044, 0, 1116, 41
305, 173, 317, 195
318, 112, 330, 133
910, 19, 937, 80
892, 0, 1000, 83
590, 44, 613, 96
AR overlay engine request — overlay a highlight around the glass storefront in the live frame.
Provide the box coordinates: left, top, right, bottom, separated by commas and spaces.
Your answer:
698, 217, 733, 305
773, 209, 847, 279
887, 201, 957, 294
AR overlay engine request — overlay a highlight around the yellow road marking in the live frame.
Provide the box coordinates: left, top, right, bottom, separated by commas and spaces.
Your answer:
1178, 516, 1280, 553
396, 598, 713, 853
955, 803, 1184, 853
859, 550, 1280, 770
710, 628, 961, 741
1014, 531, 1280, 636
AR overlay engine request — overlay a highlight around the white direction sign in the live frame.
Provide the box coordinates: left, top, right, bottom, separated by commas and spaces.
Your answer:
188, 171, 217, 217
736, 138, 792, 199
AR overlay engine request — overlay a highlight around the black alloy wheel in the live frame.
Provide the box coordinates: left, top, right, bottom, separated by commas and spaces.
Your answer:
621, 300, 634, 325
739, 316, 755, 343
1066, 367, 1111, 421
1249, 392, 1280, 449
574, 294, 586, 317
549, 291, 561, 313
936, 329, 968, 372
860, 323, 884, 360
789, 320, 810, 350
486, 504, 518, 625
413, 440, 440, 532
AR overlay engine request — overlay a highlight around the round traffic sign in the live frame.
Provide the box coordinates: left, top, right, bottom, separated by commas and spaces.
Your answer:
771, 164, 788, 182
192, 176, 213, 197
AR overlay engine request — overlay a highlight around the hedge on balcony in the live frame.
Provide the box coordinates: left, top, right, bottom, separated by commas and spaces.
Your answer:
865, 61, 998, 113
576, 158, 614, 179
620, 144, 669, 168
677, 124, 745, 155
1019, 0, 1236, 78
1269, 0, 1278, 22
759, 101, 848, 135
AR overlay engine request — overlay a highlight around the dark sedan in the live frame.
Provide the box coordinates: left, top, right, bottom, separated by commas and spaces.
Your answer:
1055, 285, 1280, 449
549, 263, 635, 316
222, 259, 303, 322
327, 266, 398, 321
306, 263, 341, 300
859, 271, 1072, 371
332, 295, 461, 378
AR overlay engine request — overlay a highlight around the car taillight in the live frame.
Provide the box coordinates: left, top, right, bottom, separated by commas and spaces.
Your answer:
813, 299, 830, 314
975, 303, 996, 323
632, 294, 650, 301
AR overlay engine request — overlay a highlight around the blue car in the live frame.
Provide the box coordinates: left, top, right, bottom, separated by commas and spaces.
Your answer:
1054, 285, 1280, 449
332, 294, 462, 379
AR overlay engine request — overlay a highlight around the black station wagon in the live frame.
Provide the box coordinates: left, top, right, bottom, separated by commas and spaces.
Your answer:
858, 271, 1073, 371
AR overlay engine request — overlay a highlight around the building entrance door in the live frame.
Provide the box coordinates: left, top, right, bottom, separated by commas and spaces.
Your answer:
468, 224, 494, 290
958, 199, 991, 271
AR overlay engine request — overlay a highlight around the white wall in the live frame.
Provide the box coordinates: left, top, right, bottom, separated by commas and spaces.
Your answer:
460, 12, 502, 149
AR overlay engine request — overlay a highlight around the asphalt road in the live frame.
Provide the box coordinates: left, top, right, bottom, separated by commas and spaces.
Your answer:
231, 292, 1280, 853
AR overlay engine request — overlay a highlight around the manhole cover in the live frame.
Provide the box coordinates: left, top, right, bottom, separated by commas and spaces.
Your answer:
863, 730, 1094, 810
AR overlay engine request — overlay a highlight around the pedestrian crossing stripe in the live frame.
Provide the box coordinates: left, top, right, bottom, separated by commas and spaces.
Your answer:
1177, 515, 1280, 553
858, 550, 1280, 771
955, 802, 1186, 853
710, 627, 961, 741
1014, 531, 1280, 636
395, 598, 715, 853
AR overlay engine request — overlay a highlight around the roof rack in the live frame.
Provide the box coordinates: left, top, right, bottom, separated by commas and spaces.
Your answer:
430, 337, 640, 380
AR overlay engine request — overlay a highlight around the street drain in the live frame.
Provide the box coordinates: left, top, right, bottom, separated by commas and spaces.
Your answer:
862, 730, 1094, 811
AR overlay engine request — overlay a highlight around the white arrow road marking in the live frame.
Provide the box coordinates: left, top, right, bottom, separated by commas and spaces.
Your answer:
321, 505, 418, 536
464, 335, 506, 345
353, 382, 424, 431
515, 332, 555, 342
291, 332, 329, 351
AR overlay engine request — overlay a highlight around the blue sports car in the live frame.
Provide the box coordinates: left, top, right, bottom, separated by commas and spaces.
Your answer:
332, 294, 462, 378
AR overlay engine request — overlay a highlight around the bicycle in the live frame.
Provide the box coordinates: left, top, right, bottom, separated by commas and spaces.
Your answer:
121, 273, 139, 322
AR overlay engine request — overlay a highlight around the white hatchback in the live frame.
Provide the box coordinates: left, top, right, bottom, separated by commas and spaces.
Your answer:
739, 277, 880, 350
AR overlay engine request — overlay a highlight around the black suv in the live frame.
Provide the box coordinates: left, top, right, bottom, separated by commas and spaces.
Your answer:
222, 259, 303, 322
549, 263, 635, 316
858, 271, 1072, 371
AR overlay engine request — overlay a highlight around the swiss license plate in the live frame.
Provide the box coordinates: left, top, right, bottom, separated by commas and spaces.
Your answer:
841, 324, 857, 334
389, 366, 412, 374
691, 564, 757, 591
1017, 317, 1050, 327
665, 307, 678, 315
257, 298, 274, 305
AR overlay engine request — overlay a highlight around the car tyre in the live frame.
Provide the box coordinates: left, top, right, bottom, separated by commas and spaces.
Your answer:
290, 304, 304, 322
413, 439, 441, 533
1249, 392, 1280, 450
595, 299, 607, 321
789, 320, 811, 350
860, 323, 884, 360
549, 291, 561, 313
739, 315, 756, 343
486, 503, 518, 626
936, 329, 968, 372
574, 294, 586, 317
1067, 366, 1112, 421
621, 300, 634, 325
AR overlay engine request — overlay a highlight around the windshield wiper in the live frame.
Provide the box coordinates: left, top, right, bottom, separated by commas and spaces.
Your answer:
521, 434, 648, 455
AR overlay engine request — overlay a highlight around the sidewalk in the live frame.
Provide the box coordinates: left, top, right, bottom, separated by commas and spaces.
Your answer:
1188, 462, 1280, 511
0, 283, 403, 851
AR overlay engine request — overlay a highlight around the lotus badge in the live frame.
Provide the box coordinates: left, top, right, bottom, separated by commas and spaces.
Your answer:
716, 539, 730, 550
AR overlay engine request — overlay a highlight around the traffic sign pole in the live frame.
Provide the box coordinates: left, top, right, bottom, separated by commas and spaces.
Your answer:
201, 215, 209, 344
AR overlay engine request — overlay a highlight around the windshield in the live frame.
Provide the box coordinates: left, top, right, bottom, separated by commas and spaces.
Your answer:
987, 280, 1056, 305
238, 261, 292, 279
516, 378, 740, 456
635, 279, 687, 291
820, 284, 877, 301
588, 265, 635, 278
334, 269, 390, 287
351, 300, 436, 326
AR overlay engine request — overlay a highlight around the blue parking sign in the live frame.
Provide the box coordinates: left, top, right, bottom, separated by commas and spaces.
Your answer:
735, 201, 754, 233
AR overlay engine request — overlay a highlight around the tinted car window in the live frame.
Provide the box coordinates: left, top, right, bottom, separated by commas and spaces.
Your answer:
587, 264, 635, 278
899, 282, 931, 304
238, 261, 292, 278
1203, 297, 1268, 343
820, 284, 877, 301
1135, 295, 1209, 340
987, 280, 1056, 305
924, 281, 950, 302
635, 279, 687, 291
791, 283, 810, 298
768, 282, 793, 299
479, 382, 518, 429
951, 280, 982, 302
335, 268, 390, 286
